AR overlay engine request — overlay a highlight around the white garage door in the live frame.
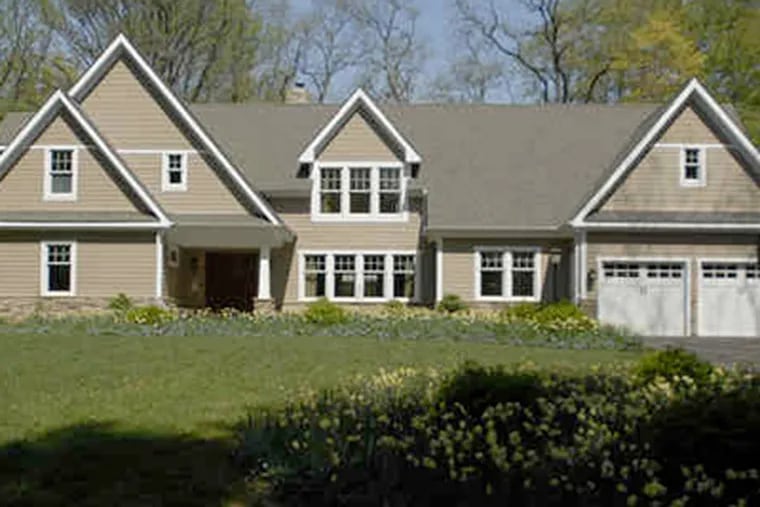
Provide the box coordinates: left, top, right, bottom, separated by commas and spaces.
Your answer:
598, 260, 687, 336
698, 261, 760, 337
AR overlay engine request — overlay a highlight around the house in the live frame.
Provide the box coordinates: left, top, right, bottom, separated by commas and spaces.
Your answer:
0, 34, 757, 337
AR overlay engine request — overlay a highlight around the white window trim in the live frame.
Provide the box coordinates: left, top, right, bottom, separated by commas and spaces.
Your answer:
43, 146, 78, 201
161, 152, 188, 192
298, 250, 417, 302
40, 241, 77, 297
679, 145, 707, 187
311, 161, 408, 222
473, 246, 541, 302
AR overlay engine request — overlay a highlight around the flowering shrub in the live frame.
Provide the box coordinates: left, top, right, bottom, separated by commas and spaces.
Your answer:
303, 298, 348, 326
237, 361, 760, 506
633, 347, 714, 385
0, 304, 639, 350
501, 300, 598, 333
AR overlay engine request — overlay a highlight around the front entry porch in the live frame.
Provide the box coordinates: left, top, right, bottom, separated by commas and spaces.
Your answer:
205, 251, 258, 311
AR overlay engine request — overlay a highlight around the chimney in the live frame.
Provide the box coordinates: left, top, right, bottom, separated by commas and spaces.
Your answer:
285, 82, 311, 104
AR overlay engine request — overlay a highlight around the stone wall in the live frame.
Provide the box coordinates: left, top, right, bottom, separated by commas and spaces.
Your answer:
0, 297, 158, 320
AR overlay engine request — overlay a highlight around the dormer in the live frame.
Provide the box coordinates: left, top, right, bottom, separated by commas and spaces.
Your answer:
298, 89, 421, 222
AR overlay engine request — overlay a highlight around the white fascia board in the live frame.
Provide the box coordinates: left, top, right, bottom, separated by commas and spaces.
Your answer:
0, 222, 170, 229
298, 88, 421, 165
579, 222, 760, 231
571, 78, 760, 228
68, 34, 282, 226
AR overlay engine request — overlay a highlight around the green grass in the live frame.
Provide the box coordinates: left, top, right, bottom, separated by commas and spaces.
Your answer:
0, 334, 639, 505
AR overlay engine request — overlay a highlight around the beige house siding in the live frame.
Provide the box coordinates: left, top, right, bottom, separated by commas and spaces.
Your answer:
441, 238, 571, 306
271, 197, 422, 306
0, 117, 141, 212
585, 232, 760, 332
601, 105, 760, 213
80, 60, 192, 150
0, 231, 155, 298
123, 153, 247, 213
318, 111, 400, 162
165, 247, 206, 307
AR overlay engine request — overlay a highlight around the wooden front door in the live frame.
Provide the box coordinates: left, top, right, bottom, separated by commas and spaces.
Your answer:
205, 252, 258, 311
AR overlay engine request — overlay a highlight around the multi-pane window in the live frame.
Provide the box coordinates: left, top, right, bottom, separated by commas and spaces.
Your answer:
319, 168, 342, 213
47, 149, 75, 198
476, 249, 539, 300
301, 252, 415, 301
162, 153, 187, 191
480, 251, 503, 297
363, 255, 385, 297
304, 255, 327, 298
393, 255, 415, 299
333, 255, 356, 298
682, 147, 704, 185
379, 167, 402, 213
43, 243, 73, 295
702, 263, 739, 279
511, 252, 536, 297
350, 168, 372, 213
314, 165, 405, 219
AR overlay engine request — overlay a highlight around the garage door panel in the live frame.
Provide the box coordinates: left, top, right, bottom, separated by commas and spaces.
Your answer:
699, 262, 760, 337
599, 260, 687, 337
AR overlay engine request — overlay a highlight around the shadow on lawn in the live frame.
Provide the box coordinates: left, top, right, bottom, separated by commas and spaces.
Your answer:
0, 422, 248, 507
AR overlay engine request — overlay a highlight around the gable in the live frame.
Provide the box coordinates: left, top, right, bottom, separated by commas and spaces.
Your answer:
599, 104, 760, 214
0, 110, 154, 215
318, 109, 401, 162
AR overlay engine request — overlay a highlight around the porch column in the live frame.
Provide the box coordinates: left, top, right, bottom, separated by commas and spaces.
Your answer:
572, 230, 587, 304
258, 246, 272, 301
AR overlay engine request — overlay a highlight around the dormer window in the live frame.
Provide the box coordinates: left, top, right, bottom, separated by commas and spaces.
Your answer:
162, 152, 187, 192
44, 148, 77, 200
312, 163, 407, 221
681, 147, 705, 186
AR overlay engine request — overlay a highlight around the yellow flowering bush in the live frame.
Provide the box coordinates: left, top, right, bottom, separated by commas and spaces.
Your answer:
238, 359, 760, 506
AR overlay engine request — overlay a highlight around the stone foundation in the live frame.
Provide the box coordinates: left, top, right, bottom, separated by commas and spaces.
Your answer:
0, 297, 159, 321
253, 298, 277, 315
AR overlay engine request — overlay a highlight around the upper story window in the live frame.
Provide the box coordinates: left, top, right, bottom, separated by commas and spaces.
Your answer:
162, 152, 187, 192
44, 148, 77, 200
312, 163, 407, 221
681, 147, 705, 186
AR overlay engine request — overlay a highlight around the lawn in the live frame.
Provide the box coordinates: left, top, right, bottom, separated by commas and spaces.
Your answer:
0, 334, 639, 505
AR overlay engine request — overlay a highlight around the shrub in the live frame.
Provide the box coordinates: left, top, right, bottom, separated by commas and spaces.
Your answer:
303, 298, 348, 326
107, 293, 133, 313
438, 361, 544, 415
436, 294, 467, 314
121, 305, 175, 326
633, 347, 713, 384
501, 300, 597, 333
382, 299, 407, 315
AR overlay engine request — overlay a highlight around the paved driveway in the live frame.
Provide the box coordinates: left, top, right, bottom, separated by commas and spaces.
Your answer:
642, 336, 760, 366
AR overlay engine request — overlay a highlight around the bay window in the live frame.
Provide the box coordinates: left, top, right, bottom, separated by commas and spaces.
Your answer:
300, 252, 416, 301
313, 164, 406, 220
475, 248, 539, 301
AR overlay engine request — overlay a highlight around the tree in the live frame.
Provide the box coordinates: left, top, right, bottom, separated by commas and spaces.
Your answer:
427, 35, 505, 103
0, 0, 75, 116
349, 0, 426, 103
298, 0, 362, 103
51, 0, 261, 102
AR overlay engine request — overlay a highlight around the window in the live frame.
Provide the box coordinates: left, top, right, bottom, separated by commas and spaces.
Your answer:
681, 147, 705, 186
363, 255, 385, 297
603, 262, 640, 279
162, 152, 187, 191
393, 255, 415, 299
304, 255, 327, 297
479, 251, 503, 297
300, 252, 416, 301
333, 255, 356, 298
702, 263, 738, 279
313, 164, 406, 220
350, 168, 371, 213
41, 242, 75, 296
379, 167, 401, 213
476, 249, 539, 301
44, 148, 76, 200
319, 167, 342, 214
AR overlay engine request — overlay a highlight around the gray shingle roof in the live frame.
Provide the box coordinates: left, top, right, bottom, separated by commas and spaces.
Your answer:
2, 102, 666, 229
588, 210, 760, 224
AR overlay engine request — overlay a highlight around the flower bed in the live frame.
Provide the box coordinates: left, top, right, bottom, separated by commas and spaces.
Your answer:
0, 300, 640, 351
236, 352, 760, 506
